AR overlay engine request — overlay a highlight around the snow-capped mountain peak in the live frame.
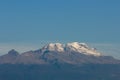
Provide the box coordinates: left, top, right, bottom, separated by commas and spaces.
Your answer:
42, 42, 101, 56
66, 42, 89, 49
43, 43, 64, 52
0, 42, 119, 65
65, 42, 101, 56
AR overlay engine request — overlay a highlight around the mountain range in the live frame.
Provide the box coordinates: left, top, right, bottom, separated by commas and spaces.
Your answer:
0, 42, 120, 65
0, 42, 120, 80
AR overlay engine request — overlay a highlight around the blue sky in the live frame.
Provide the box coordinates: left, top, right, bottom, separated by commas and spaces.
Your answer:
0, 0, 120, 58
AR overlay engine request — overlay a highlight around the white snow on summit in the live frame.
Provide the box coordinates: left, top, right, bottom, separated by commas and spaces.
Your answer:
66, 42, 101, 56
43, 43, 64, 52
43, 42, 101, 56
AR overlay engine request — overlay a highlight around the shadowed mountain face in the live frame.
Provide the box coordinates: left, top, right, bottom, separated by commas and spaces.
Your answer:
0, 42, 120, 64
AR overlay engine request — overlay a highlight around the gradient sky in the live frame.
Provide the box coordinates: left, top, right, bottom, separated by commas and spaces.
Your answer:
0, 0, 120, 58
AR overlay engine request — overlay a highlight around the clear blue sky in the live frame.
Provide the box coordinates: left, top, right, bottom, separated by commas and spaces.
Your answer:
0, 0, 120, 44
